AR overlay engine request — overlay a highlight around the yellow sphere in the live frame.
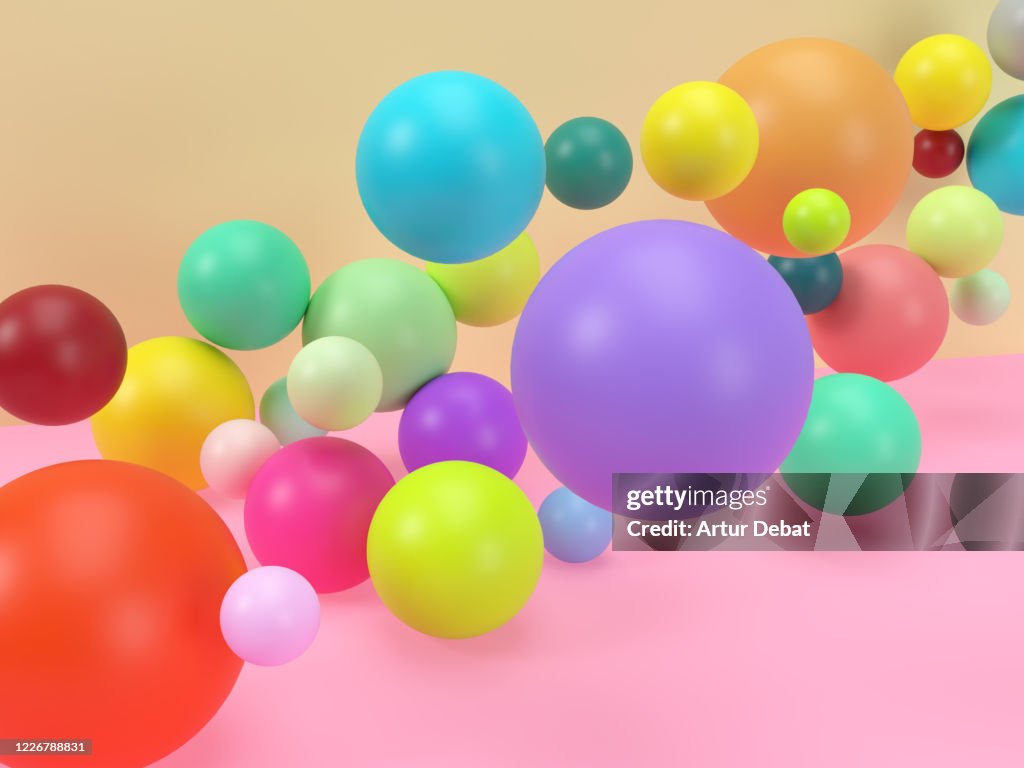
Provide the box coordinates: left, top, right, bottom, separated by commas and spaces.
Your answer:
425, 232, 540, 327
641, 81, 759, 201
91, 336, 254, 489
895, 34, 992, 130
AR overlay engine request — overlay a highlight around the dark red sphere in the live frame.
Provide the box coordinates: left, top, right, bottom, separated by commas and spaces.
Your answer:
913, 129, 965, 179
0, 285, 127, 425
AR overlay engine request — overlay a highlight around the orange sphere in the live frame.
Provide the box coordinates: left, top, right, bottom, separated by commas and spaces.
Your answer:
0, 461, 246, 768
707, 39, 913, 257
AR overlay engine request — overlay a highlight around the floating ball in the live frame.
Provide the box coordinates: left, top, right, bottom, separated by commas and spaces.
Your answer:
913, 129, 965, 178
178, 220, 311, 350
641, 81, 759, 201
399, 372, 527, 478
91, 337, 254, 490
906, 186, 1004, 277
767, 253, 843, 315
989, 0, 1024, 80
807, 245, 949, 381
545, 116, 632, 209
303, 259, 456, 411
368, 461, 543, 639
0, 285, 127, 426
259, 377, 327, 445
425, 232, 540, 327
708, 39, 913, 257
781, 374, 922, 516
782, 189, 851, 256
950, 269, 1011, 325
220, 566, 320, 667
356, 71, 545, 264
0, 461, 245, 768
511, 220, 813, 511
895, 35, 992, 131
244, 437, 394, 593
287, 336, 382, 431
967, 95, 1024, 215
538, 487, 613, 563
200, 419, 280, 499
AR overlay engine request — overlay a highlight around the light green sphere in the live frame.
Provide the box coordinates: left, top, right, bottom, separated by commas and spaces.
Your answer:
303, 259, 457, 411
259, 377, 327, 445
950, 269, 1011, 325
287, 336, 383, 431
906, 186, 1004, 277
178, 220, 311, 350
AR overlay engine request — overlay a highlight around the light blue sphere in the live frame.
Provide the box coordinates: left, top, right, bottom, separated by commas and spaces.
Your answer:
537, 487, 613, 564
967, 95, 1024, 216
356, 71, 545, 264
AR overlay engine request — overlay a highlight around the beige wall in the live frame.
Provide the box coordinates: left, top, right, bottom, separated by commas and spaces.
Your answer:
1, 0, 1019, 426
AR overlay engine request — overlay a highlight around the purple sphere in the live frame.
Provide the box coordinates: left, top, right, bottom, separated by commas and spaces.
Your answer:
511, 220, 813, 510
399, 372, 528, 478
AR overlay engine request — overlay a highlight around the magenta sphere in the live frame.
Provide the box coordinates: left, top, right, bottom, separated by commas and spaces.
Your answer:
244, 437, 394, 593
399, 372, 527, 478
511, 219, 813, 510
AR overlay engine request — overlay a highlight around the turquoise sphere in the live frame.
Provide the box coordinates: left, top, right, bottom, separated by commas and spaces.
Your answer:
178, 221, 311, 350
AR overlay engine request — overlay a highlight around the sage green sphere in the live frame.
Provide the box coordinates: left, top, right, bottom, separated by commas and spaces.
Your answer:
302, 259, 456, 411
287, 336, 383, 431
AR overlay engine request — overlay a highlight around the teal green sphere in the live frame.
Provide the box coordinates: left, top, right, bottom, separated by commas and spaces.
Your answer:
781, 373, 922, 516
544, 117, 632, 210
178, 221, 311, 350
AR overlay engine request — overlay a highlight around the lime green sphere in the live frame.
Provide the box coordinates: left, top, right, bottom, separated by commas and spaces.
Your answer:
781, 373, 922, 515
178, 220, 311, 350
302, 259, 456, 411
426, 232, 540, 327
368, 461, 543, 638
782, 189, 852, 256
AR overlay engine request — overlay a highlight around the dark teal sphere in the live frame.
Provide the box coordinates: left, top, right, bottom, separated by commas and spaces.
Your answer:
544, 117, 632, 210
768, 253, 843, 315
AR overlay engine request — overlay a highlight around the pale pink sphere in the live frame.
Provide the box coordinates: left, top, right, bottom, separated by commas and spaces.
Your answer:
200, 419, 280, 498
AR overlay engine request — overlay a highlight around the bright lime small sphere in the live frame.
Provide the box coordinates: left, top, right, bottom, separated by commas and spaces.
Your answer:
178, 221, 311, 350
287, 337, 383, 431
782, 189, 852, 256
545, 117, 633, 209
950, 269, 1011, 325
367, 461, 543, 639
781, 373, 922, 515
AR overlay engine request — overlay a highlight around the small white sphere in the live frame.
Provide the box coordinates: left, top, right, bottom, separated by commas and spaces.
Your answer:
200, 419, 280, 498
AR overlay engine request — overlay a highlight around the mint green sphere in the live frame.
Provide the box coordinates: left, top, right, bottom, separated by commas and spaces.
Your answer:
178, 221, 311, 350
781, 373, 922, 515
303, 259, 456, 411
259, 377, 327, 445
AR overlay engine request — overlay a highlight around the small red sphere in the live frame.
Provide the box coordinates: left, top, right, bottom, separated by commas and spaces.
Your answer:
913, 129, 965, 179
0, 284, 127, 425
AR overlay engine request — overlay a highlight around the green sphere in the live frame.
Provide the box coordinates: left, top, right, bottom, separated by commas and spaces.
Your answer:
782, 188, 851, 256
544, 117, 633, 209
781, 373, 922, 516
259, 377, 326, 445
302, 259, 456, 411
178, 220, 311, 350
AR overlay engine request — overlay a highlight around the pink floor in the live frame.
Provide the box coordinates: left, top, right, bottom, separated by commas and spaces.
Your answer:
3, 355, 1024, 767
